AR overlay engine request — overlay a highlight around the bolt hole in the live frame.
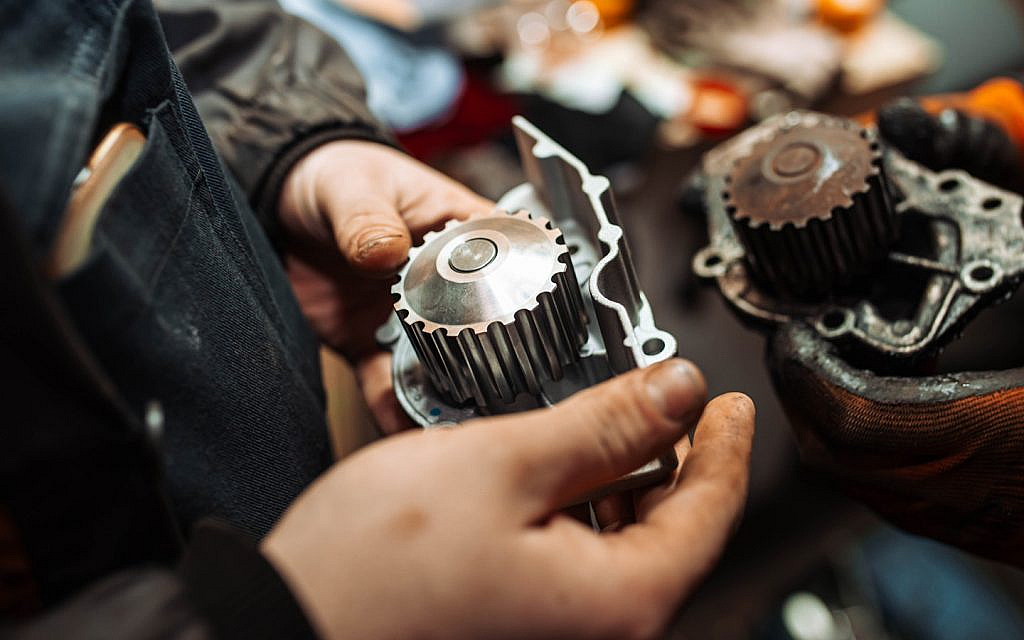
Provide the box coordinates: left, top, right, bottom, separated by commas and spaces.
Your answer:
939, 178, 961, 193
704, 253, 723, 269
970, 265, 995, 282
982, 197, 1002, 211
568, 243, 580, 256
429, 407, 442, 417
821, 310, 847, 331
642, 338, 666, 356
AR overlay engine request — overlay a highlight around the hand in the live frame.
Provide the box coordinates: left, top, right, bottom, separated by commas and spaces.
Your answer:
763, 79, 1024, 565
279, 141, 494, 434
767, 323, 1024, 566
262, 359, 755, 639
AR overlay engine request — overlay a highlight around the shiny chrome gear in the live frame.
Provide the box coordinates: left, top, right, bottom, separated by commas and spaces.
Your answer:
391, 210, 588, 410
723, 112, 896, 298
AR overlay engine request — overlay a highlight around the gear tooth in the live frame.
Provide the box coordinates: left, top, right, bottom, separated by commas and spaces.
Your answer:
723, 112, 897, 298
731, 208, 757, 226
538, 277, 558, 297
531, 213, 553, 229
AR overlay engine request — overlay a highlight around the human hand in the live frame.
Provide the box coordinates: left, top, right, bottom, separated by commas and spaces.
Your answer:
279, 141, 494, 434
262, 359, 755, 639
759, 78, 1024, 565
768, 323, 1024, 567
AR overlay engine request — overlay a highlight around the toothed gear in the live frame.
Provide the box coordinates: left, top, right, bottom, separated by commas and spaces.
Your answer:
392, 210, 588, 410
723, 112, 897, 298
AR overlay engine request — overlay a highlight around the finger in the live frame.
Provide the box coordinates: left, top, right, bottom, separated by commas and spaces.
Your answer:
398, 173, 496, 239
356, 351, 415, 436
481, 359, 707, 514
318, 186, 413, 276
511, 397, 750, 640
593, 492, 635, 532
614, 393, 755, 596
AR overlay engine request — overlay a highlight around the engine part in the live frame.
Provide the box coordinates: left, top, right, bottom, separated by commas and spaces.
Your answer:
692, 110, 1024, 359
723, 112, 896, 298
392, 210, 588, 411
378, 117, 678, 500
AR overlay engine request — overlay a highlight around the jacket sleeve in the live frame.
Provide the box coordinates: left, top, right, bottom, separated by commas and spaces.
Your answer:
6, 522, 317, 640
154, 0, 394, 239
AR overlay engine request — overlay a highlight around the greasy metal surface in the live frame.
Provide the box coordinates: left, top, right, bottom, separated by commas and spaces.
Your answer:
381, 117, 678, 499
723, 113, 896, 298
726, 114, 880, 228
694, 111, 1024, 358
391, 210, 588, 410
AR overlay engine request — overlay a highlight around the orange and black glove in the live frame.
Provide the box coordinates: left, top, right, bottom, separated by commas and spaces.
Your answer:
768, 78, 1024, 567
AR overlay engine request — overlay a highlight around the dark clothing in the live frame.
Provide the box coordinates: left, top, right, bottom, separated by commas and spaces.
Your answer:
157, 0, 392, 241
1, 0, 387, 635
7, 522, 315, 639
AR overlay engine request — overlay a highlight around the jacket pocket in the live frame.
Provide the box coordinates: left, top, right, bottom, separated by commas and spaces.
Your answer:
57, 99, 197, 352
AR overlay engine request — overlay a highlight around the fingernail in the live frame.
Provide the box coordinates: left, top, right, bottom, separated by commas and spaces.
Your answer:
644, 360, 705, 421
356, 229, 405, 255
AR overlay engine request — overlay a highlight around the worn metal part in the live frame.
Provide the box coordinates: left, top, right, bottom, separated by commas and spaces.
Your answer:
693, 110, 1024, 358
392, 210, 588, 411
379, 116, 678, 500
724, 113, 896, 297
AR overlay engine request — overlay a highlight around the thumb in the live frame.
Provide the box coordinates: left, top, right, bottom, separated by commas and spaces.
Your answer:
320, 190, 412, 276
487, 359, 707, 512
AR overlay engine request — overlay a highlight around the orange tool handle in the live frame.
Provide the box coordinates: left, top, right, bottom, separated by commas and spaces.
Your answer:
917, 78, 1024, 152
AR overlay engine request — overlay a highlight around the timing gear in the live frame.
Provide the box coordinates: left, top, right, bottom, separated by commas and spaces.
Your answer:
391, 209, 588, 411
723, 112, 897, 298
693, 109, 1024, 359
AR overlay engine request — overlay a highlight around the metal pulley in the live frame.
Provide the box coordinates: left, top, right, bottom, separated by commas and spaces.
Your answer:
723, 112, 896, 298
693, 110, 1024, 359
392, 210, 588, 411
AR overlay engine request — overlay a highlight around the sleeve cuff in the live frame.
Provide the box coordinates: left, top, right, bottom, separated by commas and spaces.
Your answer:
178, 520, 318, 640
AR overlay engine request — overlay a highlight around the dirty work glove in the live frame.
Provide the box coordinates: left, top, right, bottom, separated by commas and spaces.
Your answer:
768, 324, 1024, 566
767, 78, 1024, 566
